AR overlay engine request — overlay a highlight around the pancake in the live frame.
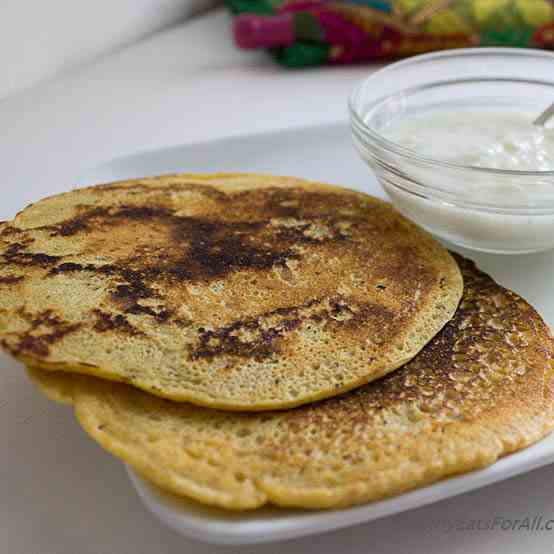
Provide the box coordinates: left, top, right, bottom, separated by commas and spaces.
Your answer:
27, 364, 74, 406
0, 173, 462, 410
27, 257, 554, 510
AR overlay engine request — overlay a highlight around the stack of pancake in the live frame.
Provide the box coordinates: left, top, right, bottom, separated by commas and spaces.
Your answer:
1, 173, 553, 510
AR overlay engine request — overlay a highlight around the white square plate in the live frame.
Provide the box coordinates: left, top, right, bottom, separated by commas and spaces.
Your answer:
79, 123, 554, 545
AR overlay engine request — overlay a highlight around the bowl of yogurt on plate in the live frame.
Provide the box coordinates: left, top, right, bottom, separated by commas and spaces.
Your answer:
349, 48, 554, 254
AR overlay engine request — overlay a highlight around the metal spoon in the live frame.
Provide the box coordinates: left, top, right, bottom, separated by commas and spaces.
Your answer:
534, 103, 554, 127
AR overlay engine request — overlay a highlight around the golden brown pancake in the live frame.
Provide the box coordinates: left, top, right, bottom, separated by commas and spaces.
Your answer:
27, 364, 74, 406
1, 173, 462, 410
27, 256, 554, 510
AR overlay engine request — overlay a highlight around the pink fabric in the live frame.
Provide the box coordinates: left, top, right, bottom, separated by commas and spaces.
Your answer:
234, 13, 295, 49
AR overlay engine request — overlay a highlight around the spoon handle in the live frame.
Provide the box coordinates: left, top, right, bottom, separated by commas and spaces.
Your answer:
534, 103, 554, 127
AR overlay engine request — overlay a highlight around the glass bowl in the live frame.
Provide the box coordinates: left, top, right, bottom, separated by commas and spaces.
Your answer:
349, 48, 554, 255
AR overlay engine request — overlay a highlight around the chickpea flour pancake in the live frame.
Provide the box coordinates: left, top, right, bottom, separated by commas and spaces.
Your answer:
2, 173, 461, 410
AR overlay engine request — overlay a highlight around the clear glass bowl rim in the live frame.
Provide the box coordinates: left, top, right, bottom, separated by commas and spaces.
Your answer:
349, 47, 554, 180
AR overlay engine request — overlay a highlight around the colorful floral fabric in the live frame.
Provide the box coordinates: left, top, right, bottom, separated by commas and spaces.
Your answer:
228, 0, 554, 66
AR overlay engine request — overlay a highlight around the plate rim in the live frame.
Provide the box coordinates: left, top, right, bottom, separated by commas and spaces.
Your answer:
77, 121, 350, 187
126, 439, 554, 545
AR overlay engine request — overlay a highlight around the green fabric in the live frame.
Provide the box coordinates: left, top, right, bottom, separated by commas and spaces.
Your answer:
226, 0, 276, 16
271, 42, 331, 67
293, 12, 326, 42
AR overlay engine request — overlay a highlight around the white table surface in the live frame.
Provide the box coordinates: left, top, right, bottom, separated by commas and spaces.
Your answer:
2, 9, 554, 554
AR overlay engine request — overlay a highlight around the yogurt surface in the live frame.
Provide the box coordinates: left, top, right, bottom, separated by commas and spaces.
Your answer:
382, 107, 554, 171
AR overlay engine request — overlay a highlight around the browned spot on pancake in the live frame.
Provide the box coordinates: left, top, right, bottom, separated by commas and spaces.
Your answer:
327, 298, 395, 331
110, 268, 171, 322
92, 309, 144, 337
41, 190, 355, 282
49, 262, 116, 276
48, 261, 170, 321
47, 206, 112, 237
190, 299, 326, 362
174, 317, 193, 328
231, 187, 367, 221
190, 296, 396, 363
0, 225, 21, 237
193, 317, 303, 363
3, 241, 62, 268
169, 218, 299, 280
36, 193, 360, 324
0, 275, 24, 285
45, 205, 301, 282
5, 309, 81, 357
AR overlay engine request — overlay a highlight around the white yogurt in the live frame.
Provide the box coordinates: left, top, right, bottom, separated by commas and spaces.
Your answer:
383, 107, 554, 171
361, 106, 554, 253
